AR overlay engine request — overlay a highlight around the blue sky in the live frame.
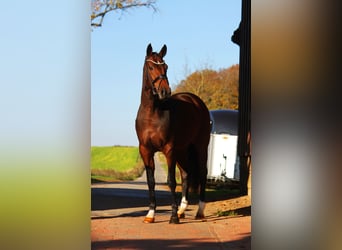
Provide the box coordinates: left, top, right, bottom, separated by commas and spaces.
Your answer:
91, 0, 241, 146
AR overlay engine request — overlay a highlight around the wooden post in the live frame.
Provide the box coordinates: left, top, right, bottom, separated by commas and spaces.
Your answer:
231, 0, 251, 196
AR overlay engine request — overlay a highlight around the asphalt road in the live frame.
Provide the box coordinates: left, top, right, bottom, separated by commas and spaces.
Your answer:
91, 153, 251, 249
91, 153, 170, 219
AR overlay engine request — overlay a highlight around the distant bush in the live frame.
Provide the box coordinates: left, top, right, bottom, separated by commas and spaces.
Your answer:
173, 64, 239, 110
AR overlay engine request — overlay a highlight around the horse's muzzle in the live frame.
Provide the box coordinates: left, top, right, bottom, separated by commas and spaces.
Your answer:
158, 87, 171, 100
152, 75, 171, 100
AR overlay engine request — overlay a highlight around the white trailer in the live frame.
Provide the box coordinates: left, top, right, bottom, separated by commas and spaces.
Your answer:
207, 110, 239, 181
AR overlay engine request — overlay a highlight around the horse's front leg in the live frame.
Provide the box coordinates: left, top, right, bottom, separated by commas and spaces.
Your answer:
144, 165, 156, 223
167, 159, 179, 224
140, 146, 156, 223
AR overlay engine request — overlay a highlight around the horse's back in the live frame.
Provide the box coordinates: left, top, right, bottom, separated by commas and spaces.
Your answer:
168, 92, 211, 147
171, 92, 206, 107
170, 92, 210, 124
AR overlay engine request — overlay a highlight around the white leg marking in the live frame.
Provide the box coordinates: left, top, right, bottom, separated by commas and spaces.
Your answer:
146, 209, 155, 218
177, 196, 188, 215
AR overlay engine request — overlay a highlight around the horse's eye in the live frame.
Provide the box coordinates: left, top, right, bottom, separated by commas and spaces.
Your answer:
149, 66, 154, 70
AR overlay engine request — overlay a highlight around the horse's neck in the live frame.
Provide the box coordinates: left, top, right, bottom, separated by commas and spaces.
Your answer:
138, 99, 163, 117
139, 66, 168, 117
140, 69, 156, 108
138, 91, 167, 119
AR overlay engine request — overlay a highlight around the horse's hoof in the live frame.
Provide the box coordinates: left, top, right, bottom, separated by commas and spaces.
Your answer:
177, 213, 185, 219
195, 213, 205, 220
143, 217, 155, 223
169, 216, 180, 224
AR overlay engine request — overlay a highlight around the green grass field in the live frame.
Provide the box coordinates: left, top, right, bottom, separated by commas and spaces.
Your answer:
91, 147, 241, 202
91, 146, 144, 181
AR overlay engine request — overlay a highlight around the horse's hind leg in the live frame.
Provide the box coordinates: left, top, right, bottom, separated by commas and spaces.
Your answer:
195, 175, 207, 219
177, 168, 189, 218
195, 149, 208, 219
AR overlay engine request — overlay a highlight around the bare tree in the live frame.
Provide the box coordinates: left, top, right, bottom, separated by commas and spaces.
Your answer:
91, 0, 157, 27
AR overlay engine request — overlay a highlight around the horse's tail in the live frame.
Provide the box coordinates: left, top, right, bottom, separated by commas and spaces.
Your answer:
187, 144, 201, 192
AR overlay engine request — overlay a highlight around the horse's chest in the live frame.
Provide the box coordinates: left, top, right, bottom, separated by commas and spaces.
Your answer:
137, 119, 170, 148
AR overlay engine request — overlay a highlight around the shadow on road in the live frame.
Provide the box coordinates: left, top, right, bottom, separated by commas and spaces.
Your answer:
91, 235, 251, 250
91, 186, 171, 211
91, 180, 243, 211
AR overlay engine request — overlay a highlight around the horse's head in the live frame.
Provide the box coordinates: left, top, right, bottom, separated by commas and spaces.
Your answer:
144, 43, 171, 100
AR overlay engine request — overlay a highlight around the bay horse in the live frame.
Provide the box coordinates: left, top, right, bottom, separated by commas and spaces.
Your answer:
135, 44, 211, 224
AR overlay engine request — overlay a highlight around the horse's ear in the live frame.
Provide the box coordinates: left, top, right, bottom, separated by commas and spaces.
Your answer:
146, 43, 153, 56
159, 44, 167, 58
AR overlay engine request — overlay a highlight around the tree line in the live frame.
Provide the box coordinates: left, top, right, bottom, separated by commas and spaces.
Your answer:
173, 64, 239, 110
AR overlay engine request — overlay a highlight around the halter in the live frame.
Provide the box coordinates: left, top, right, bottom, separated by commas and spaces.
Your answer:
145, 59, 169, 95
146, 59, 166, 65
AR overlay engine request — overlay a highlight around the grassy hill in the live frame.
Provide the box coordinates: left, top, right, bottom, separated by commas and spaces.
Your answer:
91, 146, 144, 181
